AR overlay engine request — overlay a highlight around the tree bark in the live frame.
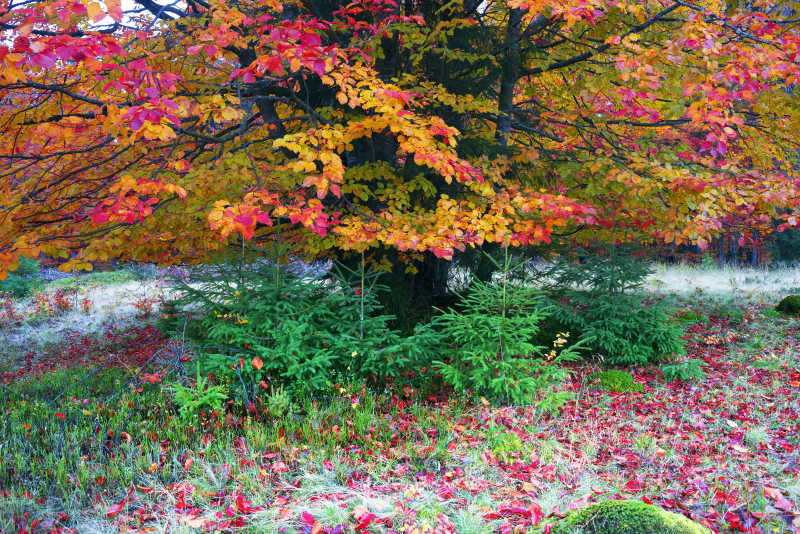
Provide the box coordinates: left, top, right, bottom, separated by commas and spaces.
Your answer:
495, 8, 524, 146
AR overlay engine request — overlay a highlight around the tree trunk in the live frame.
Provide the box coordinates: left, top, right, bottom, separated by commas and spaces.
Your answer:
377, 251, 454, 332
751, 230, 759, 266
495, 8, 524, 146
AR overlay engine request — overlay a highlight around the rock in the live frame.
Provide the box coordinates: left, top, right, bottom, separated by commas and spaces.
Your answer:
549, 500, 711, 534
776, 295, 800, 315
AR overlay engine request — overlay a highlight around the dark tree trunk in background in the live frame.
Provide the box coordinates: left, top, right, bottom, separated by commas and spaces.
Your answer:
495, 8, 524, 146
378, 252, 454, 332
751, 230, 759, 266
338, 250, 453, 333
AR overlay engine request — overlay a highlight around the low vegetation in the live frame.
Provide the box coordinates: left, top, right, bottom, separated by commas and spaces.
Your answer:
1, 258, 799, 533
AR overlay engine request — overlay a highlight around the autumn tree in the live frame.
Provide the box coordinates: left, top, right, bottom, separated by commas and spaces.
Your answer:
2, 0, 800, 306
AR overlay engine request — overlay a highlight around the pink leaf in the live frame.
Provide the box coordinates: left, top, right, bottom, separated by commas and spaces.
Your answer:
301, 511, 315, 526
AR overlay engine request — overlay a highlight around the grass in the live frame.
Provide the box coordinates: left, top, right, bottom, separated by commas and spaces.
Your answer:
646, 262, 800, 297
44, 270, 140, 290
1, 263, 799, 533
0, 278, 167, 367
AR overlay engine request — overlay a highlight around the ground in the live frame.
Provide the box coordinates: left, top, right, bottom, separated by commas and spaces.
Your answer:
0, 264, 799, 534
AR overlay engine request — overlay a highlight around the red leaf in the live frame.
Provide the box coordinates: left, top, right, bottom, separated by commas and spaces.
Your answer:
141, 373, 161, 384
106, 487, 133, 519
530, 503, 543, 526
106, 501, 125, 518
353, 505, 376, 530
775, 497, 794, 512
624, 478, 643, 492
301, 511, 315, 526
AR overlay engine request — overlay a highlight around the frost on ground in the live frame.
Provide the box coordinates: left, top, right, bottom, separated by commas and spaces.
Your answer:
646, 264, 800, 297
0, 279, 167, 359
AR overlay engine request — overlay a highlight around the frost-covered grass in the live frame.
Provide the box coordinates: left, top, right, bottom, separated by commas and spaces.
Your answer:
0, 279, 167, 366
646, 262, 800, 297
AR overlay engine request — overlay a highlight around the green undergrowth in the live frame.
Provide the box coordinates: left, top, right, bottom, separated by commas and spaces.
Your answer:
45, 269, 139, 289
158, 253, 585, 406
0, 363, 467, 518
673, 309, 706, 325
1, 293, 799, 533
586, 370, 644, 393
0, 256, 42, 297
158, 259, 435, 397
543, 249, 687, 367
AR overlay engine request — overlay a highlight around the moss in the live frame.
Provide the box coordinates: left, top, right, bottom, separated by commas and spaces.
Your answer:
587, 370, 644, 393
550, 500, 711, 534
775, 295, 800, 315
673, 309, 705, 324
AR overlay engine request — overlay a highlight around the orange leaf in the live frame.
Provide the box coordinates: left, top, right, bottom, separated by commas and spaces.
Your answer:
252, 357, 263, 370
105, 0, 123, 21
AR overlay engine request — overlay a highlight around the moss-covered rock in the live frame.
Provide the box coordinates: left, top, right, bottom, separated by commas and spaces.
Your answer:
587, 370, 644, 393
776, 295, 800, 315
550, 500, 711, 534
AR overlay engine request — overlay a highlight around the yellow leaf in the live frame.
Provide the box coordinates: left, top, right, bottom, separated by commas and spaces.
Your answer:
86, 2, 105, 21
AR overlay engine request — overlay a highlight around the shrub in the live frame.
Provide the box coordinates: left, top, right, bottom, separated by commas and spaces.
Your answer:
775, 295, 800, 315
661, 360, 706, 382
548, 500, 711, 534
587, 370, 644, 393
547, 251, 685, 367
0, 256, 42, 297
159, 258, 430, 398
168, 365, 228, 422
419, 254, 584, 405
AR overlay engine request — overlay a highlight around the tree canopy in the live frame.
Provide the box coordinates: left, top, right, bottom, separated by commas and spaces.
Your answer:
2, 0, 800, 276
